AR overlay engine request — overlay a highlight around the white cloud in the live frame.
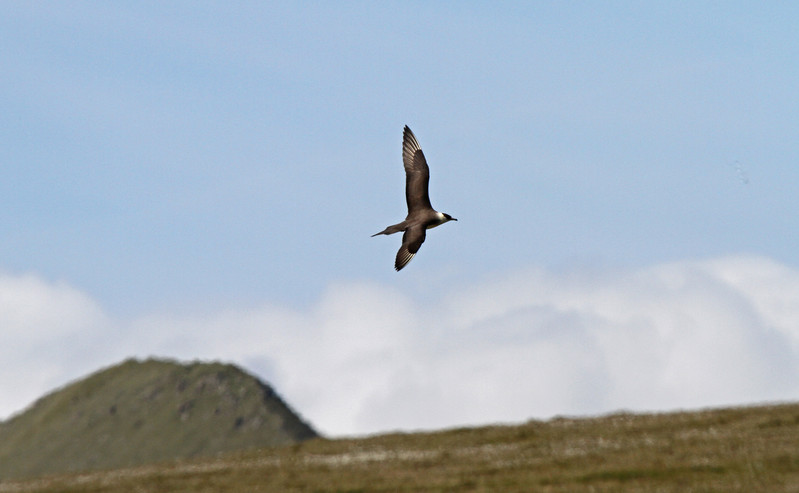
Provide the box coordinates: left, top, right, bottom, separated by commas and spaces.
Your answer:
0, 272, 110, 417
3, 256, 799, 436
0, 273, 104, 340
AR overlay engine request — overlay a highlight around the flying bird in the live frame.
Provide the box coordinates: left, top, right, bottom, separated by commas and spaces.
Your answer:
372, 126, 457, 271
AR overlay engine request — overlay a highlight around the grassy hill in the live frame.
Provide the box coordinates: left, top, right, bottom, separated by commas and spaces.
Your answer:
1, 402, 798, 492
0, 358, 317, 480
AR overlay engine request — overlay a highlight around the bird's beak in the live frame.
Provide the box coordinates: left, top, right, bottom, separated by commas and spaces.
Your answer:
452, 217, 458, 221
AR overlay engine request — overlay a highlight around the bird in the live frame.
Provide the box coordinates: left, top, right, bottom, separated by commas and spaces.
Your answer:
372, 126, 457, 271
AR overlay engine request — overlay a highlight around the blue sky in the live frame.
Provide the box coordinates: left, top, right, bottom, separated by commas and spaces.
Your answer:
3, 3, 799, 435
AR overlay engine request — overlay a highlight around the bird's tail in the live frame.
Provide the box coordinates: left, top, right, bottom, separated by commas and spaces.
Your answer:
371, 222, 407, 237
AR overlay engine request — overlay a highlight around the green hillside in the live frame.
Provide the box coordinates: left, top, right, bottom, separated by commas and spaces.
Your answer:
0, 358, 317, 480
1, 402, 798, 492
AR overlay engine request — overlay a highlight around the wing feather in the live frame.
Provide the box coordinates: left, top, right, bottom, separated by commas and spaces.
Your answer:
402, 126, 432, 213
394, 225, 426, 271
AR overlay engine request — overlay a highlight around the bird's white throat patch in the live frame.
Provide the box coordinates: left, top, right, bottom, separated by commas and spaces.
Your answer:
427, 211, 448, 229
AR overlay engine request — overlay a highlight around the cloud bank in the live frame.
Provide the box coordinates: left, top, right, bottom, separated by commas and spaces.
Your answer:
2, 255, 799, 436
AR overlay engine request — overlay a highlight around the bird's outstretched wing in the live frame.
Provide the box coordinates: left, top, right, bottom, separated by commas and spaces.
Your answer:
395, 225, 426, 271
402, 126, 432, 214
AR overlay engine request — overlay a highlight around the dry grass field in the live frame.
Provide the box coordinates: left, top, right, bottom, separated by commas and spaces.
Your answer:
2, 403, 798, 492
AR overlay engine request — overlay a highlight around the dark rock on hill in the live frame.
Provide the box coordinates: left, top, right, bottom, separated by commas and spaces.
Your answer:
0, 358, 318, 480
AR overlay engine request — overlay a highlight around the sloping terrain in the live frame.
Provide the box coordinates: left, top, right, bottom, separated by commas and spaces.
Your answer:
2, 402, 799, 492
0, 358, 317, 480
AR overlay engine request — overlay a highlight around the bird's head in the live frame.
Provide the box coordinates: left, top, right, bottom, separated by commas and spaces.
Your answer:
443, 213, 457, 223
